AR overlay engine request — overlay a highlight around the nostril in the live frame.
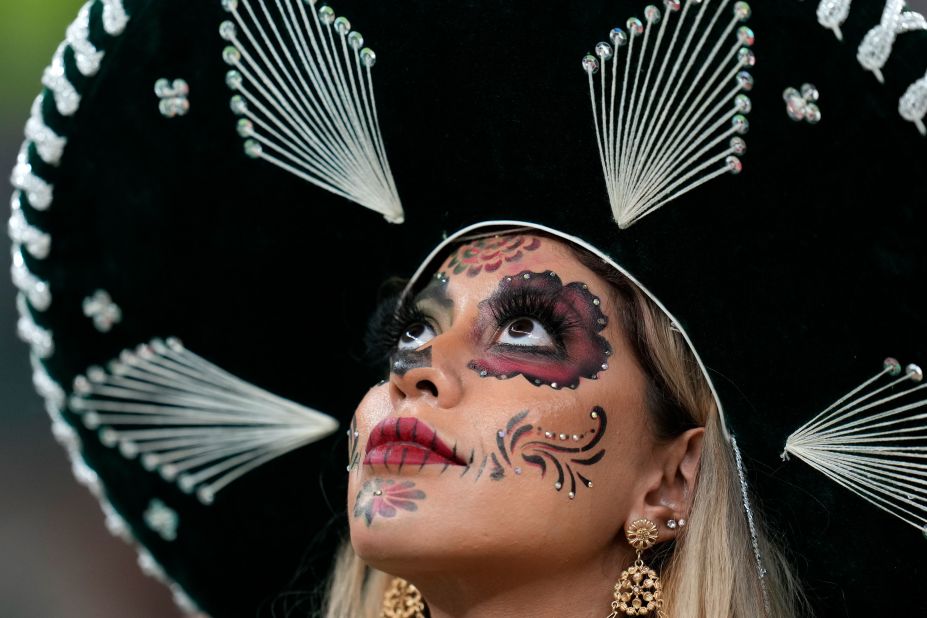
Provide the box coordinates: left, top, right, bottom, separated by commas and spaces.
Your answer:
416, 380, 438, 398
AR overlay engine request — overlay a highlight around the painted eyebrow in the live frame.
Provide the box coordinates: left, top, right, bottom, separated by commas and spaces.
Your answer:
410, 278, 455, 326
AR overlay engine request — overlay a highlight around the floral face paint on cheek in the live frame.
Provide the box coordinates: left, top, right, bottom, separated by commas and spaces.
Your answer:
468, 271, 612, 389
353, 478, 426, 527
445, 235, 541, 278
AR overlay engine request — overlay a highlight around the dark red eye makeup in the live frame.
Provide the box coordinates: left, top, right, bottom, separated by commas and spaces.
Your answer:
468, 270, 612, 389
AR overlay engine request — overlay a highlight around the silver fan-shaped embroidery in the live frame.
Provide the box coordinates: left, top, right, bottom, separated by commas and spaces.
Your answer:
783, 358, 927, 535
68, 337, 339, 505
583, 0, 755, 229
218, 0, 403, 223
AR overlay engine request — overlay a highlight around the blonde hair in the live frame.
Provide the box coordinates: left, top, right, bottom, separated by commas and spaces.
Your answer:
323, 247, 805, 618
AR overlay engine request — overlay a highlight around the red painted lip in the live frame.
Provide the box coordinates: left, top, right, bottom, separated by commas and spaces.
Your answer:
364, 417, 466, 468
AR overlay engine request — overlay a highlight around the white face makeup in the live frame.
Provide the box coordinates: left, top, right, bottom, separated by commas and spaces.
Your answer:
347, 234, 674, 582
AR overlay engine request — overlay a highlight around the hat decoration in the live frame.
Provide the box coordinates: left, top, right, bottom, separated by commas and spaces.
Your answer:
783, 358, 927, 534
582, 0, 754, 228
218, 0, 403, 222
68, 337, 339, 505
7, 0, 927, 616
818, 0, 927, 134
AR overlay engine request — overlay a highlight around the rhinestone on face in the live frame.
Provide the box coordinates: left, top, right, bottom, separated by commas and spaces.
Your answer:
582, 54, 600, 75
373, 489, 383, 496
545, 431, 554, 439
559, 433, 568, 440
590, 410, 599, 419
554, 482, 562, 490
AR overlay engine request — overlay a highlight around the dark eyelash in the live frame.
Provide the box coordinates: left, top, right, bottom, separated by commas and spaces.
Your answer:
488, 288, 576, 351
365, 295, 432, 367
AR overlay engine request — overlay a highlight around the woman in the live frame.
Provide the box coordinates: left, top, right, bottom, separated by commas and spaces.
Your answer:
327, 233, 798, 617
10, 0, 925, 616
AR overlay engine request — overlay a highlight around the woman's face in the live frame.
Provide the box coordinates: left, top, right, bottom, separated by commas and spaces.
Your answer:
348, 234, 670, 577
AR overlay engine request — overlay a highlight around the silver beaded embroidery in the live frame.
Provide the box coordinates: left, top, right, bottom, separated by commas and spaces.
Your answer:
102, 500, 133, 542
137, 548, 167, 581
30, 352, 65, 411
41, 42, 81, 116
857, 0, 927, 84
783, 84, 821, 124
82, 289, 123, 332
67, 2, 105, 77
11, 248, 51, 311
731, 435, 770, 615
9, 193, 52, 259
899, 71, 927, 136
816, 0, 852, 40
154, 78, 190, 118
101, 0, 129, 36
16, 294, 54, 359
11, 144, 53, 211
25, 95, 66, 166
144, 499, 180, 542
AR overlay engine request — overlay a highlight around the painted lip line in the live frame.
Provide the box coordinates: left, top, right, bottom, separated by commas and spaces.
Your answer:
364, 417, 467, 468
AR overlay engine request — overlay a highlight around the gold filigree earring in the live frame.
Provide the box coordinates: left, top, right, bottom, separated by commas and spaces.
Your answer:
381, 577, 425, 618
607, 518, 665, 617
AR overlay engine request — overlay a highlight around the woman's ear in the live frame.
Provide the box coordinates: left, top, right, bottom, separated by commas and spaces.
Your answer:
626, 427, 704, 541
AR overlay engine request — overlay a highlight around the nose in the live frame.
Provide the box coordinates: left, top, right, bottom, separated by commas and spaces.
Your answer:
388, 338, 464, 410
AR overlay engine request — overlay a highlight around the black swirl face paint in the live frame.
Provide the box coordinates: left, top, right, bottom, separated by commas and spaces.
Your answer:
467, 271, 612, 390
491, 407, 607, 499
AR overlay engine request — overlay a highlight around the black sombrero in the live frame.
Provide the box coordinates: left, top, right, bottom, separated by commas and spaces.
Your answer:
9, 0, 927, 615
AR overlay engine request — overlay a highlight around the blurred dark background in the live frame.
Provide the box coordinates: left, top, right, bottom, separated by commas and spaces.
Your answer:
2, 1, 926, 617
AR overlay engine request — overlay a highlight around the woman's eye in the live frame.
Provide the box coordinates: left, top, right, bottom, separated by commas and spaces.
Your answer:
398, 322, 436, 350
497, 318, 555, 347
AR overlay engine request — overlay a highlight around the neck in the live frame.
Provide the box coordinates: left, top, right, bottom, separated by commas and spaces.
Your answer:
407, 545, 630, 618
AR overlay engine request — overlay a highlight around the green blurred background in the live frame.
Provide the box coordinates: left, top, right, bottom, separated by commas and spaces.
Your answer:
2, 1, 927, 617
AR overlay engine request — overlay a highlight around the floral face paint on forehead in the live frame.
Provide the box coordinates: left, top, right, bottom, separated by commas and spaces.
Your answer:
468, 270, 612, 389
444, 235, 541, 278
